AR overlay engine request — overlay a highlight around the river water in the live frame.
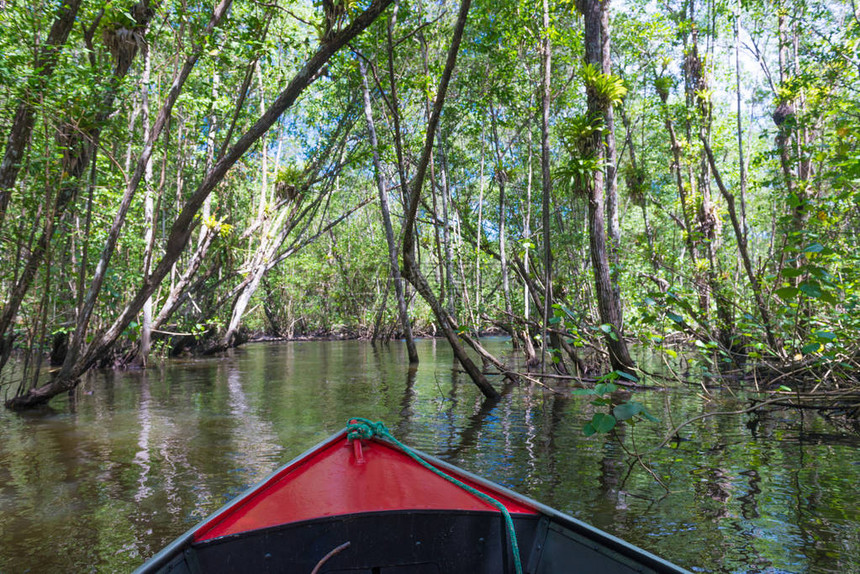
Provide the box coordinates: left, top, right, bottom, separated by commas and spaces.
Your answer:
0, 339, 857, 573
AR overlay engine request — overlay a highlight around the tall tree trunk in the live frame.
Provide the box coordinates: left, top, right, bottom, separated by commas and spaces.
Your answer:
200, 70, 220, 247
139, 39, 156, 366
358, 59, 418, 364
490, 106, 513, 334
688, 29, 734, 346
257, 61, 269, 223
524, 128, 533, 322
580, 0, 634, 373
601, 2, 622, 310
539, 0, 553, 372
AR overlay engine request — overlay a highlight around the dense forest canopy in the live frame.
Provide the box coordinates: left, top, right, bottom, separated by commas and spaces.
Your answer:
0, 0, 858, 416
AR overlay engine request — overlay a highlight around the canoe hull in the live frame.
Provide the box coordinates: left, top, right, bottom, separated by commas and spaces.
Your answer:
136, 430, 691, 574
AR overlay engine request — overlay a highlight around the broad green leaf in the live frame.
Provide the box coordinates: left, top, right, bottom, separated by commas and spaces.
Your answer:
615, 370, 639, 383
666, 312, 684, 324
572, 388, 596, 396
799, 281, 822, 298
819, 292, 838, 304
781, 268, 804, 278
813, 330, 836, 341
801, 342, 821, 354
613, 401, 643, 421
591, 413, 617, 433
775, 286, 800, 300
583, 423, 597, 437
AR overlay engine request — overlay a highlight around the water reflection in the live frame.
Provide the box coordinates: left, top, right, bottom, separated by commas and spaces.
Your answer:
0, 339, 857, 573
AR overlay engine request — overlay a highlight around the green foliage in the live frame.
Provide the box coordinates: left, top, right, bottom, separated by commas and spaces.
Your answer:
581, 63, 627, 107
575, 371, 657, 437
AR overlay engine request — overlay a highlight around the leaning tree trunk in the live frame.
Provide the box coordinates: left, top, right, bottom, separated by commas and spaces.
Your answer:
0, 0, 155, 376
400, 0, 499, 400
7, 0, 395, 409
0, 0, 83, 227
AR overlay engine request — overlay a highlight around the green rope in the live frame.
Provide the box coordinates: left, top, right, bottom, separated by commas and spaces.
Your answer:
346, 418, 524, 574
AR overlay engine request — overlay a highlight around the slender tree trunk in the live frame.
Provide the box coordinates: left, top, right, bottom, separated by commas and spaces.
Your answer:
476, 123, 486, 314
734, 1, 749, 236
701, 138, 778, 350
601, 3, 622, 310
140, 40, 155, 366
524, 128, 533, 321
257, 61, 268, 223
200, 71, 220, 247
539, 0, 553, 372
490, 106, 513, 334
358, 59, 418, 363
436, 134, 456, 317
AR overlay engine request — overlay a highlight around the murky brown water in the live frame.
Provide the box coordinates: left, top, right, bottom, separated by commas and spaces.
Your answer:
0, 339, 858, 573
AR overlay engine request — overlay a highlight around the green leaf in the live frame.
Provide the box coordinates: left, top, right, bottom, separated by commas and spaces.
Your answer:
799, 281, 822, 298
594, 382, 618, 395
641, 410, 660, 423
591, 413, 617, 433
813, 330, 836, 341
778, 385, 792, 392
775, 286, 800, 300
572, 388, 596, 396
666, 312, 684, 324
583, 422, 597, 437
781, 268, 804, 278
803, 242, 825, 253
801, 342, 821, 354
615, 370, 640, 383
613, 401, 643, 421
819, 292, 838, 305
